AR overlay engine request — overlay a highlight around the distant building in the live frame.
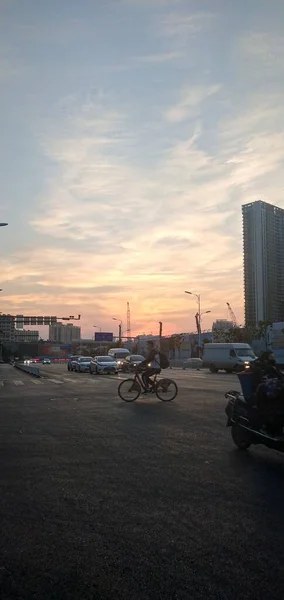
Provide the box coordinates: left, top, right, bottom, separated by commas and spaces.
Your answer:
212, 320, 234, 331
243, 200, 284, 327
0, 314, 15, 342
14, 329, 39, 343
49, 323, 81, 344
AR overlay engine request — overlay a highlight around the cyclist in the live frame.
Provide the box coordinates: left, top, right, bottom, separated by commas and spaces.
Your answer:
140, 340, 161, 394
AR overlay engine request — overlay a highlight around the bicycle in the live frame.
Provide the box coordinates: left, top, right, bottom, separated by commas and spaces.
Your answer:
118, 368, 178, 402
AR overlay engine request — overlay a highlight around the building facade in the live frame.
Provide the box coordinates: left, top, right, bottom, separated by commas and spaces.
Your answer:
0, 314, 16, 342
14, 329, 39, 343
212, 320, 234, 331
49, 322, 81, 344
242, 200, 284, 327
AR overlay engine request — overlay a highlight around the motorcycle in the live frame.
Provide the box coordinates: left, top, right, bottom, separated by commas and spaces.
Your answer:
225, 360, 284, 453
225, 390, 284, 452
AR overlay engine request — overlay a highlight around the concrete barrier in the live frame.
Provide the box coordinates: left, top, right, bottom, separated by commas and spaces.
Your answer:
14, 362, 40, 378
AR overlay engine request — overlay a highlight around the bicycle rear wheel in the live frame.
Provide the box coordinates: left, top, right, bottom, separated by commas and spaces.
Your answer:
155, 378, 178, 402
118, 378, 141, 402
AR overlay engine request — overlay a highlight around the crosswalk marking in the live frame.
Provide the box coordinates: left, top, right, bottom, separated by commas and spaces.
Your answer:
0, 372, 237, 391
0, 376, 118, 388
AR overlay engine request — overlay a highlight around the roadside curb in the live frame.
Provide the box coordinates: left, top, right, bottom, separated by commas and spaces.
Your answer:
14, 363, 41, 378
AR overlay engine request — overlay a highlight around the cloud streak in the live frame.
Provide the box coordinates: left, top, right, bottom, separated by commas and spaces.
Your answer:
164, 84, 220, 123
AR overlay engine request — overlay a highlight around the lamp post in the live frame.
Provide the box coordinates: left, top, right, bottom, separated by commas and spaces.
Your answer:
185, 291, 211, 358
112, 317, 122, 345
200, 310, 211, 322
93, 325, 101, 340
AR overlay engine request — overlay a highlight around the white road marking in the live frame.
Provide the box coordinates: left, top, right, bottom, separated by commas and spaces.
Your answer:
48, 379, 64, 384
30, 379, 44, 384
13, 380, 24, 386
62, 378, 79, 383
0, 380, 4, 386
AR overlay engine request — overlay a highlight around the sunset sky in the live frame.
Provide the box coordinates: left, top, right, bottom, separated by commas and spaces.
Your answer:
1, 0, 284, 339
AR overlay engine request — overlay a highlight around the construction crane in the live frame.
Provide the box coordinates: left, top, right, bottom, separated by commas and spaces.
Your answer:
226, 302, 238, 327
126, 302, 131, 338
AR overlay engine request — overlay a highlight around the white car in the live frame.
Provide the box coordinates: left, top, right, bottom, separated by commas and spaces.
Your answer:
90, 356, 119, 375
75, 357, 92, 373
182, 358, 203, 370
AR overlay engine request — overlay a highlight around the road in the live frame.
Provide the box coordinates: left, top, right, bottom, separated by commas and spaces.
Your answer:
1, 363, 284, 600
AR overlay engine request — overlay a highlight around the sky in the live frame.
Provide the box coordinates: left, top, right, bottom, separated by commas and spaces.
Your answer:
1, 0, 284, 339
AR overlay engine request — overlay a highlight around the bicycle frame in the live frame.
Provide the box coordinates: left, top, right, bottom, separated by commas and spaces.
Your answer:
118, 369, 178, 402
133, 370, 158, 391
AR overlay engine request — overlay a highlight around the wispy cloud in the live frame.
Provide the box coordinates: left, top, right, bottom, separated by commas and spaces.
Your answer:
161, 11, 215, 37
164, 84, 220, 123
239, 31, 284, 68
133, 51, 182, 64
124, 0, 182, 5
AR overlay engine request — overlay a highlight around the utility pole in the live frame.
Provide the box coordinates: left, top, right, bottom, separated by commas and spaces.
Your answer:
159, 321, 163, 350
127, 302, 131, 339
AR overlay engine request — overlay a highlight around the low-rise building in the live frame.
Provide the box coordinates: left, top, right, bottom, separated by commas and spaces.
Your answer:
14, 329, 39, 343
212, 319, 234, 331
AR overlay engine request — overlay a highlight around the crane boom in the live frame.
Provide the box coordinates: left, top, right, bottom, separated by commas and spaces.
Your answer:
226, 302, 237, 327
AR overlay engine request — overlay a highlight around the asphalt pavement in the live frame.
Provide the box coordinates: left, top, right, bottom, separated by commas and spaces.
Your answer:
1, 364, 284, 599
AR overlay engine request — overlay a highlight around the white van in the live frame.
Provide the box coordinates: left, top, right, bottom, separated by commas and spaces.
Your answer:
108, 348, 130, 367
203, 343, 256, 373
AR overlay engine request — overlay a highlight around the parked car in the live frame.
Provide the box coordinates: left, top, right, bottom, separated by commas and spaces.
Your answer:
120, 354, 145, 373
67, 356, 80, 371
90, 356, 119, 375
42, 358, 51, 365
75, 357, 92, 372
182, 358, 203, 370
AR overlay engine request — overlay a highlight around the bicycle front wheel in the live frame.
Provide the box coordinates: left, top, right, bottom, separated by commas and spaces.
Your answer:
155, 378, 178, 402
118, 378, 141, 402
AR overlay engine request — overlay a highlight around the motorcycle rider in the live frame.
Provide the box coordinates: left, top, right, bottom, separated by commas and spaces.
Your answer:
252, 352, 284, 432
251, 351, 282, 389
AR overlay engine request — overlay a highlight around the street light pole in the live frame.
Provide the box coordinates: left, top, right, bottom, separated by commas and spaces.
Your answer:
185, 291, 201, 357
185, 291, 211, 358
112, 317, 122, 345
93, 325, 101, 340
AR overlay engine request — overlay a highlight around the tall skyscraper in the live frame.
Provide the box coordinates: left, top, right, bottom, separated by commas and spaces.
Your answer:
242, 200, 284, 327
